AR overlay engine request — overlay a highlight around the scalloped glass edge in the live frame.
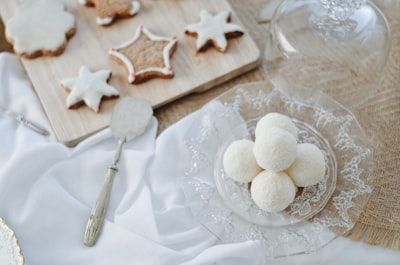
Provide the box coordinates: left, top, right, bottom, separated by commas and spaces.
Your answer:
0, 218, 25, 265
180, 81, 373, 258
213, 117, 338, 228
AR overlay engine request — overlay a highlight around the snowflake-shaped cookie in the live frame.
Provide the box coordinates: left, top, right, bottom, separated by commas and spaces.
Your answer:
109, 25, 178, 84
5, 0, 76, 59
185, 10, 244, 53
79, 0, 141, 26
60, 66, 119, 112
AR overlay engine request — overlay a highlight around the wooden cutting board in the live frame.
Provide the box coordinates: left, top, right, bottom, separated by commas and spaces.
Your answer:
0, 0, 260, 146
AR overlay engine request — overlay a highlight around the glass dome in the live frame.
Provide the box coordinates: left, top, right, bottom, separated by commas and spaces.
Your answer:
263, 0, 391, 107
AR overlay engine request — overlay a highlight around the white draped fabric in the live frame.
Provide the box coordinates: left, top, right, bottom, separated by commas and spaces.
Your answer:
1, 53, 399, 264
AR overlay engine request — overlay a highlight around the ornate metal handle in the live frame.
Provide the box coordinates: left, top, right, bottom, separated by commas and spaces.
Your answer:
83, 137, 125, 246
83, 166, 118, 246
0, 106, 49, 136
15, 114, 50, 136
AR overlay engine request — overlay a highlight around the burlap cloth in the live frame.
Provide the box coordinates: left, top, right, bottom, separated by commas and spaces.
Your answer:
1, 0, 399, 251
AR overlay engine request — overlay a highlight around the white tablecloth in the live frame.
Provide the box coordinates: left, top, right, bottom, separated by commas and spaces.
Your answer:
1, 52, 400, 264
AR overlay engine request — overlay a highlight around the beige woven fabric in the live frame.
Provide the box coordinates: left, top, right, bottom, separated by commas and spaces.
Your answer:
346, 1, 400, 249
1, 0, 399, 250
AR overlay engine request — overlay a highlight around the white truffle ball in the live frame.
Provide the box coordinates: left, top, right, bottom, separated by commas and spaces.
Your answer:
223, 139, 262, 183
250, 171, 296, 212
286, 143, 326, 187
253, 127, 297, 172
255, 112, 298, 139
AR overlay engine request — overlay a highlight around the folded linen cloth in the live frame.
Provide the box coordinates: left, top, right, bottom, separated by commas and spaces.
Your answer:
0, 53, 264, 265
1, 52, 400, 265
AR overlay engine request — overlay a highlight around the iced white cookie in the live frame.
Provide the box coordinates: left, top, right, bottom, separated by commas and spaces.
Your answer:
109, 25, 178, 84
60, 66, 119, 112
185, 10, 244, 53
79, 0, 140, 26
5, 0, 75, 58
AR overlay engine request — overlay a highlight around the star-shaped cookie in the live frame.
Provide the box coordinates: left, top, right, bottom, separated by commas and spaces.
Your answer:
109, 25, 178, 84
60, 66, 119, 112
5, 0, 75, 58
185, 10, 244, 53
79, 0, 140, 26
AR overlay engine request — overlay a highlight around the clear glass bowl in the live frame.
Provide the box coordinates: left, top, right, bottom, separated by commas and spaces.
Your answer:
214, 117, 337, 227
263, 0, 391, 107
181, 81, 373, 258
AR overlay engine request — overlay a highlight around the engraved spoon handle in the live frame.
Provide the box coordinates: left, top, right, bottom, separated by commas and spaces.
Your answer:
83, 166, 117, 246
0, 106, 49, 136
15, 114, 50, 136
83, 137, 125, 246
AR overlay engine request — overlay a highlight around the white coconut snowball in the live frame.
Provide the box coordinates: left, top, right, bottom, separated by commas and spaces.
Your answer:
253, 127, 297, 172
255, 112, 298, 139
286, 143, 326, 187
250, 171, 296, 212
223, 139, 262, 183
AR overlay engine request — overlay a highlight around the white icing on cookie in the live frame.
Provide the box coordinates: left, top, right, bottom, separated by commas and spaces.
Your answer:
96, 17, 113, 26
90, 0, 141, 26
5, 0, 75, 56
185, 10, 244, 52
95, 0, 140, 25
60, 66, 119, 112
109, 25, 177, 84
129, 1, 141, 15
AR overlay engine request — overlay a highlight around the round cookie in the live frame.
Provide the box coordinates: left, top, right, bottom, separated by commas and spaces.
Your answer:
250, 171, 296, 212
255, 112, 298, 139
253, 127, 297, 172
223, 139, 262, 183
286, 143, 326, 187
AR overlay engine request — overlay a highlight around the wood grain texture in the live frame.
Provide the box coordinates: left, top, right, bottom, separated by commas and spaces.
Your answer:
0, 0, 260, 146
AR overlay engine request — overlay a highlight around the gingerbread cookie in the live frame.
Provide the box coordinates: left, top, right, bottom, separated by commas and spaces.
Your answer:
109, 25, 178, 84
185, 10, 244, 53
5, 0, 76, 59
79, 0, 140, 26
60, 66, 119, 112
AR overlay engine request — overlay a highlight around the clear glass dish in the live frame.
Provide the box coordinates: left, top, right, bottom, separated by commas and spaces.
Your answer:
214, 117, 337, 228
181, 81, 373, 258
0, 218, 24, 265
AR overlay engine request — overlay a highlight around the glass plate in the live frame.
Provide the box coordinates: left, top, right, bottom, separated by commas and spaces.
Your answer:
214, 117, 337, 228
0, 218, 24, 265
181, 81, 373, 258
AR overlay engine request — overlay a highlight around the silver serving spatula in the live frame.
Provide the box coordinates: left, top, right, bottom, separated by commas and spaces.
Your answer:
83, 96, 153, 247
